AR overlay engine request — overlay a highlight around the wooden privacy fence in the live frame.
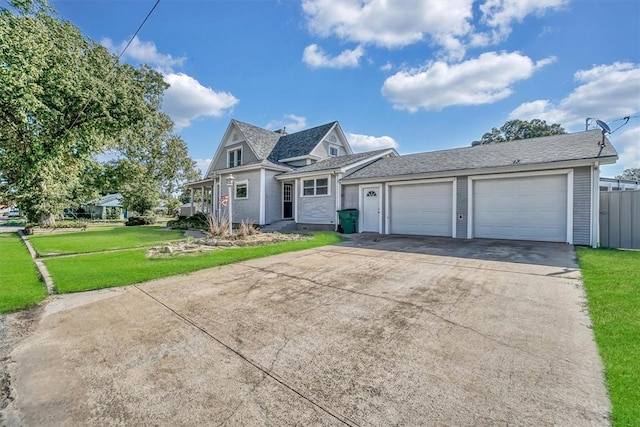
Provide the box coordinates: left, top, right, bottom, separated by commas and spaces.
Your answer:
599, 190, 640, 249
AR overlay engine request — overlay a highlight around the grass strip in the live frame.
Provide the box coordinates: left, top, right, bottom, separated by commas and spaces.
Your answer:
28, 226, 184, 256
45, 232, 342, 293
576, 248, 640, 427
0, 233, 47, 313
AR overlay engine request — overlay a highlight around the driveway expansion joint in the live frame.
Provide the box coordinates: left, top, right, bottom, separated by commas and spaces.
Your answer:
133, 285, 361, 427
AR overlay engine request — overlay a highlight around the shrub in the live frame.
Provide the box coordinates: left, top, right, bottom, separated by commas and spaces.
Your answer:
166, 212, 209, 230
208, 215, 230, 237
237, 220, 258, 239
125, 215, 157, 226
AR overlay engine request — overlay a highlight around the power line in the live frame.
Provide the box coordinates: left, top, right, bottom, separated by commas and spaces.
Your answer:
64, 0, 161, 138
117, 0, 160, 60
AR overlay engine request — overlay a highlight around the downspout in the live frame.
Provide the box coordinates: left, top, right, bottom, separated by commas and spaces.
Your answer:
592, 162, 600, 248
260, 169, 266, 225
335, 171, 342, 231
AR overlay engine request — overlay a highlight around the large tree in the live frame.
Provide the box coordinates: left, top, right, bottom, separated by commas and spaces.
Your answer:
0, 0, 164, 225
92, 111, 199, 215
472, 119, 566, 146
616, 168, 640, 181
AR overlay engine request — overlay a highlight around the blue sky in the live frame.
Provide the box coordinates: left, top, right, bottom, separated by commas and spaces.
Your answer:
50, 0, 639, 177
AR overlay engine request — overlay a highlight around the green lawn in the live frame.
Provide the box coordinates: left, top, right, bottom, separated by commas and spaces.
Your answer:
0, 234, 47, 313
576, 248, 640, 427
45, 232, 342, 293
28, 226, 185, 256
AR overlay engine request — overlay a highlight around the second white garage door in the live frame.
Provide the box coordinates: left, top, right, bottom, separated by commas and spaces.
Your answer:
389, 182, 453, 236
473, 174, 568, 242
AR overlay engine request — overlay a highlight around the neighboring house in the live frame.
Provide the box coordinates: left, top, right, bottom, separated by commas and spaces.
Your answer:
600, 177, 640, 191
84, 193, 127, 220
186, 122, 617, 247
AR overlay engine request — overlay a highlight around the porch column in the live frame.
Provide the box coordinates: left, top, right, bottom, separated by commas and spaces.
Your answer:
190, 188, 194, 216
210, 185, 215, 214
200, 186, 205, 212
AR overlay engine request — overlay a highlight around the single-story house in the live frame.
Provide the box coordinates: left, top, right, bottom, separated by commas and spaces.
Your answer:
84, 193, 127, 220
600, 177, 640, 191
185, 120, 617, 247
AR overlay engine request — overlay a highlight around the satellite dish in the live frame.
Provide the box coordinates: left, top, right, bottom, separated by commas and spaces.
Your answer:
596, 119, 611, 134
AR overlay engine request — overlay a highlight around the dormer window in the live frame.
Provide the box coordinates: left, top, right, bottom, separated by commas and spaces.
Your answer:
329, 145, 339, 157
228, 148, 242, 168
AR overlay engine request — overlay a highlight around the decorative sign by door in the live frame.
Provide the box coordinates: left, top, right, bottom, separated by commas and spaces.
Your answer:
219, 195, 229, 206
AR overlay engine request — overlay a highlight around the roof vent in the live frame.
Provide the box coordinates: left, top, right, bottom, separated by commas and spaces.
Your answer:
513, 159, 520, 164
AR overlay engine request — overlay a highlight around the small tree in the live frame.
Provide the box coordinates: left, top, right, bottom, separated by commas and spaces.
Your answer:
616, 168, 640, 181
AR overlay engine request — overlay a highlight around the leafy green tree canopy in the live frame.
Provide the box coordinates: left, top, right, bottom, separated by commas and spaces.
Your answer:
0, 0, 166, 225
616, 168, 640, 181
472, 119, 566, 146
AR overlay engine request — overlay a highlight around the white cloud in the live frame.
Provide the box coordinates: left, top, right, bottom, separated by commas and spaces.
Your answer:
382, 51, 554, 112
101, 36, 185, 73
508, 62, 640, 127
302, 44, 365, 69
163, 73, 238, 130
380, 62, 393, 72
302, 0, 565, 60
476, 0, 568, 45
265, 114, 308, 133
194, 158, 212, 176
614, 126, 640, 172
101, 37, 239, 131
302, 0, 473, 54
348, 133, 399, 152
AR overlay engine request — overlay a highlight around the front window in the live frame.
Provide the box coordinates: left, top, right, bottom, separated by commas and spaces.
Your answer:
329, 146, 339, 157
302, 177, 329, 196
235, 181, 248, 199
228, 148, 242, 168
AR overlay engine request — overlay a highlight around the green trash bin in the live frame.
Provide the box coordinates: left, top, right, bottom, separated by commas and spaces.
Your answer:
337, 209, 359, 234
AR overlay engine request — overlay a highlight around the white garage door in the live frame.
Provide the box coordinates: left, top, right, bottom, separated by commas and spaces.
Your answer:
473, 174, 567, 242
390, 182, 453, 236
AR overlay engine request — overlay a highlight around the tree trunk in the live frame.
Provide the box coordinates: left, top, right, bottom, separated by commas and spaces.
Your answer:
39, 212, 56, 228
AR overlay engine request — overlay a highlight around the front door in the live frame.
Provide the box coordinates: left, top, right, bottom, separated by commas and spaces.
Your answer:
283, 183, 293, 219
362, 186, 381, 232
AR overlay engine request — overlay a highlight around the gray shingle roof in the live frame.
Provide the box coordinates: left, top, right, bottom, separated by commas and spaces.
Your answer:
267, 122, 336, 162
233, 120, 281, 160
281, 149, 394, 175
343, 130, 618, 181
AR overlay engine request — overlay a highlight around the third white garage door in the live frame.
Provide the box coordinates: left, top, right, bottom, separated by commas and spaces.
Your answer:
389, 181, 453, 236
472, 174, 568, 242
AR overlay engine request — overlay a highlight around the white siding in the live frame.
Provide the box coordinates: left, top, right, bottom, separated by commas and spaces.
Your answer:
264, 171, 284, 224
573, 167, 592, 245
298, 175, 337, 225
211, 141, 257, 172
220, 170, 261, 224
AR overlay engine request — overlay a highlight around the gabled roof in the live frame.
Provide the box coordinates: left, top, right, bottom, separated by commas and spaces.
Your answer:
343, 130, 618, 181
91, 193, 123, 207
267, 122, 337, 163
232, 120, 282, 160
280, 149, 397, 176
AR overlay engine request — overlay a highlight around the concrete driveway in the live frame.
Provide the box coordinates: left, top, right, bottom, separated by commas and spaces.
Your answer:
2, 236, 609, 426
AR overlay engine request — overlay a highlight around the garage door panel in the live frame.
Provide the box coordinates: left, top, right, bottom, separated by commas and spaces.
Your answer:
390, 182, 453, 236
474, 175, 567, 242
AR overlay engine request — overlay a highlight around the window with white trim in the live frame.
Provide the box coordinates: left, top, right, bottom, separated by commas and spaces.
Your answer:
329, 145, 339, 157
235, 180, 248, 199
228, 148, 242, 168
302, 177, 329, 196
